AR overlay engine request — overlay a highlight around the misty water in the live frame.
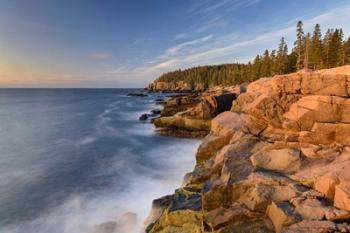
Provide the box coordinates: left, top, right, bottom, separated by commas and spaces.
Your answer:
0, 89, 200, 233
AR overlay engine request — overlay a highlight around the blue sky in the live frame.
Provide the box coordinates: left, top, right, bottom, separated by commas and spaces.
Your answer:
0, 0, 350, 87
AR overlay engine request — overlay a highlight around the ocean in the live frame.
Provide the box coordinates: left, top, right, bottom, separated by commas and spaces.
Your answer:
0, 89, 200, 233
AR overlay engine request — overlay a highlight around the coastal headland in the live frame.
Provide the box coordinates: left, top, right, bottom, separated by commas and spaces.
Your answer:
145, 65, 350, 233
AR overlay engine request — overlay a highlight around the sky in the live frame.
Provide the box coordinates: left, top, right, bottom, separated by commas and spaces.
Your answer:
0, 0, 350, 88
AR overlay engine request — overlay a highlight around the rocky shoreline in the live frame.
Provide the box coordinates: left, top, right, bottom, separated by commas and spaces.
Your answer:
148, 86, 242, 138
145, 65, 350, 233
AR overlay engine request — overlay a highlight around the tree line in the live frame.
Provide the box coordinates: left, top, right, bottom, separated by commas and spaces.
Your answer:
156, 21, 350, 87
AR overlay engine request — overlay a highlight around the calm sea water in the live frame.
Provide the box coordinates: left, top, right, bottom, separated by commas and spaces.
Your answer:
0, 89, 200, 233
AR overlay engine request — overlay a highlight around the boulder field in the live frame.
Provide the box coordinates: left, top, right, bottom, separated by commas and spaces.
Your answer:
145, 65, 350, 233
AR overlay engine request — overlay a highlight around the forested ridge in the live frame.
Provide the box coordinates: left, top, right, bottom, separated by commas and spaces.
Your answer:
155, 21, 350, 87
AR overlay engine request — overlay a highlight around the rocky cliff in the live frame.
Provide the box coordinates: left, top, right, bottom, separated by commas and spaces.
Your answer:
153, 86, 242, 138
146, 81, 206, 92
146, 65, 350, 233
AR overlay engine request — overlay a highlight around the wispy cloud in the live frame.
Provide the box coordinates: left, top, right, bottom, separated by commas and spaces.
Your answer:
88, 53, 112, 60
188, 0, 260, 16
165, 34, 214, 56
184, 0, 261, 34
104, 2, 350, 87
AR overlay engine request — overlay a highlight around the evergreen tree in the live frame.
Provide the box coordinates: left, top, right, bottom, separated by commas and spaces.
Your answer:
310, 24, 323, 70
276, 37, 288, 74
295, 21, 305, 70
270, 49, 277, 75
344, 38, 350, 65
322, 29, 333, 68
328, 29, 344, 67
286, 51, 297, 73
156, 22, 350, 88
261, 49, 271, 77
252, 55, 262, 79
304, 33, 311, 70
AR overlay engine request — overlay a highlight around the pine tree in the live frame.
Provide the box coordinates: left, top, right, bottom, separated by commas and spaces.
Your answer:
295, 21, 305, 70
310, 24, 323, 70
286, 51, 297, 73
304, 33, 311, 70
252, 55, 262, 79
270, 49, 277, 75
276, 37, 288, 74
344, 38, 350, 65
328, 29, 344, 67
339, 29, 345, 65
261, 49, 271, 77
156, 22, 350, 88
322, 29, 333, 68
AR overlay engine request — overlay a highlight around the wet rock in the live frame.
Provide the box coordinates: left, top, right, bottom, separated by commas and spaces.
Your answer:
144, 195, 174, 233
139, 113, 149, 121
154, 128, 208, 138
127, 92, 148, 97
155, 98, 166, 105
148, 189, 203, 233
151, 109, 161, 115
153, 115, 211, 131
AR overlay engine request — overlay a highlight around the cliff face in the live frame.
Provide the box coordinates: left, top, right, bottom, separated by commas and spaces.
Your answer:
146, 65, 350, 233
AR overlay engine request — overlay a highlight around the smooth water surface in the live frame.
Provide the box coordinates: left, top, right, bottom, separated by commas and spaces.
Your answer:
0, 89, 200, 233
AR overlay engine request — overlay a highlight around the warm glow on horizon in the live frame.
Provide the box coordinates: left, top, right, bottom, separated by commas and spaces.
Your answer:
1, 0, 350, 87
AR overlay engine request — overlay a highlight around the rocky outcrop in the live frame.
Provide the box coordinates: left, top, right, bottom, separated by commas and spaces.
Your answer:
146, 81, 206, 93
160, 94, 201, 117
150, 85, 244, 137
153, 88, 238, 138
146, 65, 350, 233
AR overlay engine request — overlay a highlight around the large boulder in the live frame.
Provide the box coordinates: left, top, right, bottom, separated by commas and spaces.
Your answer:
266, 201, 301, 233
301, 73, 348, 96
334, 184, 350, 212
161, 95, 200, 117
281, 220, 337, 233
196, 133, 229, 163
294, 198, 349, 221
283, 95, 350, 132
211, 111, 244, 139
251, 148, 301, 173
148, 188, 203, 233
204, 204, 273, 232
